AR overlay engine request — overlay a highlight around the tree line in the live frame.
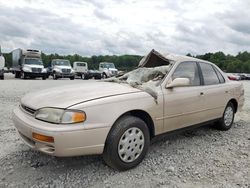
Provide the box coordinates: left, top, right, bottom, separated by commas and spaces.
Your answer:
3, 51, 250, 73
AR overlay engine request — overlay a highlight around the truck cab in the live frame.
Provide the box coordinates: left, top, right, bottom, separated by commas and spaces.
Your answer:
99, 62, 118, 78
73, 62, 88, 78
51, 59, 75, 80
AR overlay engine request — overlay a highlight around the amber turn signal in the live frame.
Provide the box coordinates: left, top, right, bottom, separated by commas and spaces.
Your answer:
72, 112, 86, 123
32, 132, 54, 143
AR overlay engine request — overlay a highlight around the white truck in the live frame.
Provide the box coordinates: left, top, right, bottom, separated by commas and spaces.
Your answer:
99, 62, 118, 78
0, 46, 5, 80
73, 61, 88, 79
12, 49, 47, 80
51, 59, 75, 80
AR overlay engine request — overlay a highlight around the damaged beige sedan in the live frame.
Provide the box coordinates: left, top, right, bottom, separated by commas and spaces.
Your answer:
13, 50, 244, 171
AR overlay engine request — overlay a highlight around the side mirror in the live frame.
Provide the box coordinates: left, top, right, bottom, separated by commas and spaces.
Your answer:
166, 78, 190, 89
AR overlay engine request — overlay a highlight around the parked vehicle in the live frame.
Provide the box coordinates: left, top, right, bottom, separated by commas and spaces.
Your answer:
73, 61, 88, 79
51, 59, 75, 80
12, 49, 47, 80
239, 73, 250, 80
99, 62, 118, 78
227, 73, 240, 81
0, 47, 5, 80
13, 50, 244, 171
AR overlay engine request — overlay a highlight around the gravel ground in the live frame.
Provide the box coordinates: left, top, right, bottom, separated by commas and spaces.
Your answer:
0, 73, 250, 188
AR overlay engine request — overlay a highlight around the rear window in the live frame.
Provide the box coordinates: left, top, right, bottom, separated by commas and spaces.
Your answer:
199, 63, 220, 85
214, 67, 225, 83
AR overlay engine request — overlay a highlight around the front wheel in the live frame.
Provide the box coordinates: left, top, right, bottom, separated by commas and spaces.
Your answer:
216, 102, 235, 131
103, 116, 150, 171
70, 76, 74, 80
102, 73, 107, 79
53, 73, 58, 80
21, 71, 26, 79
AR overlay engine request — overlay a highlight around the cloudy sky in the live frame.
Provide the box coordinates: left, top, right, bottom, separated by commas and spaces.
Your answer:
0, 0, 249, 56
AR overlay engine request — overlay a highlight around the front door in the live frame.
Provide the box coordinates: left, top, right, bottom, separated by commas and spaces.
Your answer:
162, 61, 205, 132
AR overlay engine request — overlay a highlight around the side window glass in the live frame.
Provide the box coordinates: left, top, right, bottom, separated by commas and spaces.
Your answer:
172, 62, 200, 86
199, 63, 220, 85
214, 67, 225, 83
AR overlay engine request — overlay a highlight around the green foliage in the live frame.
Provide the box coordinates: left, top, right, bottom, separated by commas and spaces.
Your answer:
3, 51, 250, 73
195, 51, 250, 73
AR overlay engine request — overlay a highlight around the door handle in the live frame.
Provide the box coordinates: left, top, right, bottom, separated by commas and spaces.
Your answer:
200, 92, 204, 96
225, 91, 229, 93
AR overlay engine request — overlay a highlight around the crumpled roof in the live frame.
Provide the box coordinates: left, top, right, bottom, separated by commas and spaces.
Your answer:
138, 49, 171, 67
138, 49, 210, 67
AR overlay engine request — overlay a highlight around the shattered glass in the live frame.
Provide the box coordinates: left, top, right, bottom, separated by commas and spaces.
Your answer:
104, 65, 171, 101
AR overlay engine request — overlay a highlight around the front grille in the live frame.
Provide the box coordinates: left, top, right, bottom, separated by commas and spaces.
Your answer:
111, 71, 117, 75
31, 68, 42, 73
62, 69, 71, 73
21, 104, 36, 115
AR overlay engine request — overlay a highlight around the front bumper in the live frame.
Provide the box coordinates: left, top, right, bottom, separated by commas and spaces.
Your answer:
13, 107, 110, 157
55, 72, 75, 78
25, 72, 47, 78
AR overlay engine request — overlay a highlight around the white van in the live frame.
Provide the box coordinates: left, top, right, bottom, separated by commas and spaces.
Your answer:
73, 62, 88, 78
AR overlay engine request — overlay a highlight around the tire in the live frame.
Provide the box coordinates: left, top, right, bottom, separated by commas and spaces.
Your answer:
53, 73, 58, 80
102, 73, 107, 79
217, 102, 235, 131
70, 76, 74, 80
21, 71, 26, 79
42, 76, 46, 80
103, 116, 150, 171
15, 72, 21, 78
82, 73, 86, 80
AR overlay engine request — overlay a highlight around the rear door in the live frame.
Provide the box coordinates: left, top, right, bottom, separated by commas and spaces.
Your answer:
198, 62, 230, 121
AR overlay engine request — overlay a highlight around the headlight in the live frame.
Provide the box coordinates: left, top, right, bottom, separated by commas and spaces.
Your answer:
71, 69, 75, 73
55, 68, 62, 73
23, 67, 32, 72
35, 108, 86, 124
42, 68, 47, 73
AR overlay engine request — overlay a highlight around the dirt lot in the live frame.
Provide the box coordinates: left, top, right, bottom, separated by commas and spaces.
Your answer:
0, 74, 250, 188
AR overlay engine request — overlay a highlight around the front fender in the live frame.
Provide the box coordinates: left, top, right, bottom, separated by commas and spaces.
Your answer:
68, 92, 164, 135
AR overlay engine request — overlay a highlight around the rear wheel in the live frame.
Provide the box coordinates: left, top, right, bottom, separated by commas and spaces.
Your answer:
217, 102, 235, 131
103, 116, 150, 171
82, 73, 86, 80
15, 71, 21, 78
42, 76, 46, 80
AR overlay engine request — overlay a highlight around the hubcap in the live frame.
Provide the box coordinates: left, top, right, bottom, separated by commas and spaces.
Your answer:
224, 106, 234, 126
118, 127, 145, 163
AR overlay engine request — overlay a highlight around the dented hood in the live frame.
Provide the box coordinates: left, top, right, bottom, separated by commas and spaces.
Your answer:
21, 82, 141, 109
